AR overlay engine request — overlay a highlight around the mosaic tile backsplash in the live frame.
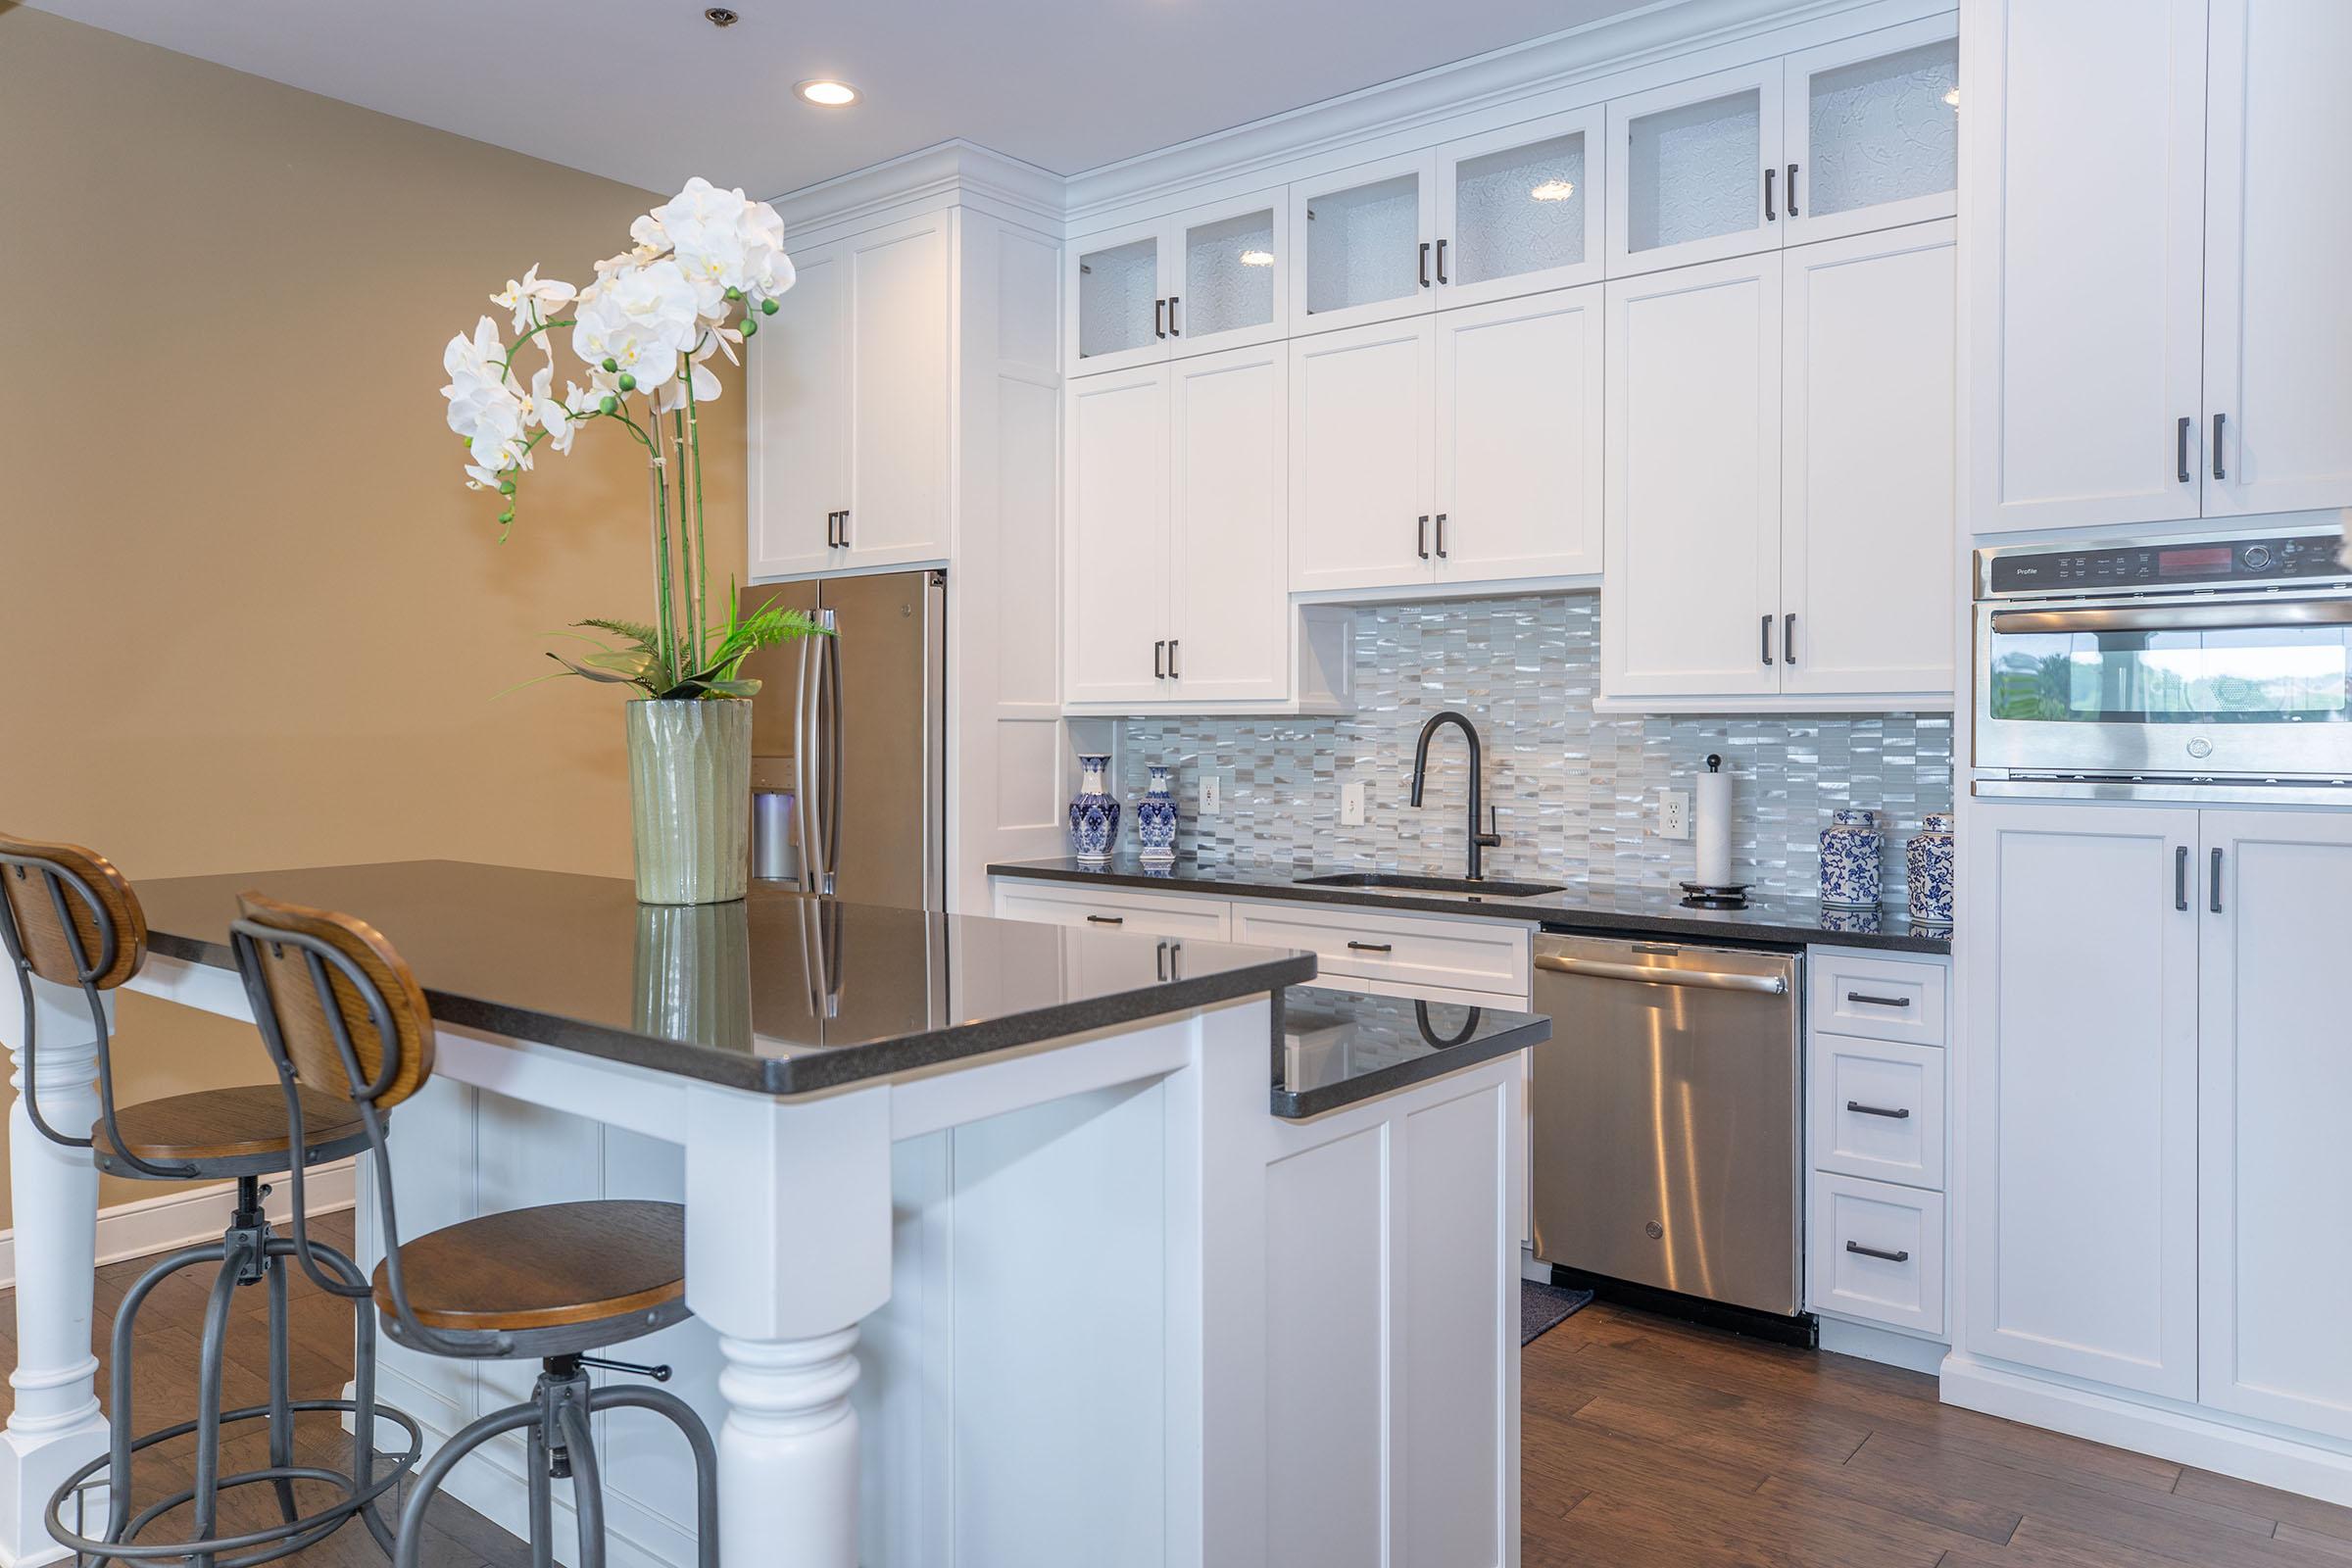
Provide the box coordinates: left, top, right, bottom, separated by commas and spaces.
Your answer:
1114, 593, 1954, 903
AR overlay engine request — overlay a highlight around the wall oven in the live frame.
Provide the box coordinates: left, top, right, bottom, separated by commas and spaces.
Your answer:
1975, 526, 2352, 803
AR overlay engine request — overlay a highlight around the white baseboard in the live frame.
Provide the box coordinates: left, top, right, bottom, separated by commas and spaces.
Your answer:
1818, 1316, 1949, 1376
1940, 1352, 2352, 1508
0, 1158, 356, 1290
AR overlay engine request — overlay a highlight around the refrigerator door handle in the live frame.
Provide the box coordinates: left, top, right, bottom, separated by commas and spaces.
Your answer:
820, 609, 844, 893
793, 631, 821, 893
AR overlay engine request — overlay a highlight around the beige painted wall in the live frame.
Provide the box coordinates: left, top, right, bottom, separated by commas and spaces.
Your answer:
0, 9, 747, 1222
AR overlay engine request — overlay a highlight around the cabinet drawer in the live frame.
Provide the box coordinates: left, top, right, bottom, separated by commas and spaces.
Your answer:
1231, 900, 1528, 999
1810, 1037, 1945, 1190
1809, 951, 1947, 1047
992, 881, 1231, 941
1807, 1173, 1944, 1337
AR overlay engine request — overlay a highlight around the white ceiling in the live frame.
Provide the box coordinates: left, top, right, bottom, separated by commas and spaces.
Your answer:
19, 0, 1661, 198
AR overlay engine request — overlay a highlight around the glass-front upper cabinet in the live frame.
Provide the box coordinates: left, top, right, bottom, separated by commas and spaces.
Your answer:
1288, 151, 1440, 335
1607, 62, 1786, 277
1065, 190, 1289, 377
1433, 107, 1606, 308
1782, 17, 1960, 245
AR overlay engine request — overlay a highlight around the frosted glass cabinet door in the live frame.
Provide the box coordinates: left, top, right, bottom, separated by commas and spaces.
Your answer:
1607, 63, 1786, 278
1288, 152, 1438, 336
1435, 108, 1605, 309
1782, 17, 1960, 246
1066, 219, 1168, 378
1171, 190, 1288, 356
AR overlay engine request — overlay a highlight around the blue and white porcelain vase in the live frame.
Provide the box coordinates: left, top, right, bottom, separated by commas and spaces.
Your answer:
1906, 813, 1955, 925
1819, 808, 1885, 909
1068, 755, 1120, 864
1135, 764, 1179, 865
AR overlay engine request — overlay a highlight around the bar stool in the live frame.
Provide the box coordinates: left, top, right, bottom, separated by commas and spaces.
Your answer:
0, 834, 419, 1567
229, 891, 720, 1568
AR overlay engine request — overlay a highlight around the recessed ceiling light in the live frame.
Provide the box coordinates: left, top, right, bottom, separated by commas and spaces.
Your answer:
703, 7, 739, 26
1239, 249, 1275, 267
1530, 178, 1576, 202
796, 78, 859, 108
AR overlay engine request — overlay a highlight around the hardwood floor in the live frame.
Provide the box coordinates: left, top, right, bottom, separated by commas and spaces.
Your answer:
10, 1220, 2352, 1565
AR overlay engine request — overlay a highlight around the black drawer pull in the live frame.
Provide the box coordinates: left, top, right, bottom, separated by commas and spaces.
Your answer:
1845, 992, 1910, 1008
1846, 1101, 1912, 1120
1085, 914, 1124, 925
1845, 1241, 1910, 1264
1346, 941, 1394, 953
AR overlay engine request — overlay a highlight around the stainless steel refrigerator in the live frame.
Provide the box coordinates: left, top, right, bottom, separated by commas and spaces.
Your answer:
739, 570, 947, 909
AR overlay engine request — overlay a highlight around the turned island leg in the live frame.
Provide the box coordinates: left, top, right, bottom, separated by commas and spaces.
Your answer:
0, 979, 108, 1568
684, 1084, 891, 1568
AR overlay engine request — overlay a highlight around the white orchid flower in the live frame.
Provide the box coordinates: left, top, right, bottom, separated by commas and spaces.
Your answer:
491, 265, 577, 336
653, 177, 755, 316
703, 323, 744, 368
738, 199, 797, 303
441, 314, 506, 388
653, 354, 722, 414
571, 259, 698, 391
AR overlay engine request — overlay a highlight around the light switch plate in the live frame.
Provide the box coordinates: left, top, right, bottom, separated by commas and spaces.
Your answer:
1340, 780, 1367, 826
1657, 790, 1691, 840
1200, 775, 1223, 815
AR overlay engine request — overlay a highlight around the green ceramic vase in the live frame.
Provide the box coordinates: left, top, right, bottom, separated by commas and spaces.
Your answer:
625, 699, 753, 905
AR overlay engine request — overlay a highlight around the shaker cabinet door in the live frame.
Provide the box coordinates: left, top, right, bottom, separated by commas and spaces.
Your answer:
838, 214, 953, 567
1169, 344, 1290, 703
1780, 16, 1959, 247
1606, 62, 1787, 278
1288, 318, 1436, 593
748, 239, 848, 579
1432, 286, 1602, 584
1063, 367, 1172, 707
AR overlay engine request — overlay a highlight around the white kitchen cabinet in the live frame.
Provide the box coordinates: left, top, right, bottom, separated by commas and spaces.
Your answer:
1064, 345, 1289, 708
1066, 189, 1292, 379
1605, 62, 1785, 278
1064, 366, 1172, 707
1779, 220, 1954, 699
991, 879, 1234, 941
2200, 0, 2352, 516
1780, 16, 1958, 248
1600, 252, 1784, 700
1289, 152, 1440, 336
2197, 808, 2352, 1439
1431, 108, 1605, 309
748, 213, 953, 577
1810, 1174, 1946, 1338
1962, 801, 2201, 1399
1288, 318, 1435, 593
1433, 286, 1604, 584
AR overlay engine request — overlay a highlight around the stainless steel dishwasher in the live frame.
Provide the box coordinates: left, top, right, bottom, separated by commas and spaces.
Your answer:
1530, 932, 1803, 1316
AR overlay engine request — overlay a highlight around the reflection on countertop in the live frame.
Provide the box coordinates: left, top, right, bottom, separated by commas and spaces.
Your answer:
1274, 986, 1549, 1119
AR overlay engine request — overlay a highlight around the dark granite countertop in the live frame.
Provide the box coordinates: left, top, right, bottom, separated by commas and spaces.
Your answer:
1273, 986, 1549, 1119
989, 857, 1953, 956
134, 860, 1317, 1097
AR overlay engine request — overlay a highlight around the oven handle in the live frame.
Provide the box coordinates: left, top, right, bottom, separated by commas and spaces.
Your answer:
1535, 955, 1788, 995
1988, 598, 2352, 635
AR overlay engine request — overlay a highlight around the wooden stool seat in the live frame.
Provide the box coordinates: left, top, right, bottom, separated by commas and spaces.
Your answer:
370, 1200, 686, 1337
90, 1084, 370, 1177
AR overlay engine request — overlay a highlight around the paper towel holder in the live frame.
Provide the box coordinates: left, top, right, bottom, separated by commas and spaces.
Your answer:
1681, 756, 1751, 909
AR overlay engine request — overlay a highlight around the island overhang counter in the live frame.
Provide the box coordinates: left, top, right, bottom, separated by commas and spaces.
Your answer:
1, 859, 1543, 1568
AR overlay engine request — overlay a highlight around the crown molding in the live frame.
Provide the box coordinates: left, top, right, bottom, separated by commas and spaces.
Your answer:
767, 139, 1065, 239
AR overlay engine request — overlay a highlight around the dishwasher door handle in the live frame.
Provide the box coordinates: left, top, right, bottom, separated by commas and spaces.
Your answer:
1535, 954, 1788, 995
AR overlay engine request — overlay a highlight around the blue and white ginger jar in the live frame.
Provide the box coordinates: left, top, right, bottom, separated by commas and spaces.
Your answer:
1069, 755, 1120, 864
1819, 808, 1884, 909
1136, 764, 1179, 865
1906, 813, 1955, 924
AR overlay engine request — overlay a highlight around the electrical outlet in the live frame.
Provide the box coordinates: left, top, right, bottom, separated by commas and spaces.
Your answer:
1657, 789, 1691, 841
1200, 775, 1223, 815
1341, 780, 1368, 826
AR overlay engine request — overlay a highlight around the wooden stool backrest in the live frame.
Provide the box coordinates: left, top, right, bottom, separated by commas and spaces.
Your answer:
0, 834, 146, 990
233, 891, 435, 1111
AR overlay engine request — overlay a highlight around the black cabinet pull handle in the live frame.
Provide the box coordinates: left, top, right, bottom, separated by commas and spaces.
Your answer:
1784, 612, 1797, 665
1846, 1101, 1912, 1120
1417, 514, 1431, 561
1436, 238, 1448, 284
2213, 413, 2226, 480
2176, 845, 2189, 910
1761, 613, 1775, 665
2178, 416, 2192, 483
826, 511, 839, 548
1156, 939, 1167, 982
1845, 1241, 1910, 1264
1787, 164, 1799, 217
1764, 166, 1777, 221
1419, 241, 1432, 288
1085, 914, 1124, 925
1154, 298, 1167, 340
837, 509, 849, 547
1168, 295, 1181, 335
1846, 992, 1910, 1008
1435, 513, 1448, 558
2210, 847, 2224, 914
1154, 639, 1166, 679
1346, 941, 1394, 953
1167, 639, 1180, 679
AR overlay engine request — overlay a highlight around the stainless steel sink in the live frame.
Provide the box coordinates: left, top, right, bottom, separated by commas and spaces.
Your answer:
1294, 871, 1565, 899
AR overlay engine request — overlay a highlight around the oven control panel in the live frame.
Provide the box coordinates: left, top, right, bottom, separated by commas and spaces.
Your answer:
1984, 533, 2345, 595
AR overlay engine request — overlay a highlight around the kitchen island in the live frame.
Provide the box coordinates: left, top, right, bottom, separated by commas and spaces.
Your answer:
1, 860, 1543, 1568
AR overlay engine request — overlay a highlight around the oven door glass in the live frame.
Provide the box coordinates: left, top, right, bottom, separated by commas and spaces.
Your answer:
1985, 622, 2351, 727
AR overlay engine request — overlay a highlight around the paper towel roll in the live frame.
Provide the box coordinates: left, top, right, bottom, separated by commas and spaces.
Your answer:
1695, 763, 1734, 888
